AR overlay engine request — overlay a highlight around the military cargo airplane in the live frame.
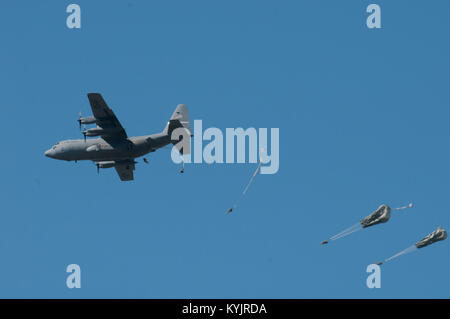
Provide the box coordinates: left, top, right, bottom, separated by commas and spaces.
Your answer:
45, 93, 191, 181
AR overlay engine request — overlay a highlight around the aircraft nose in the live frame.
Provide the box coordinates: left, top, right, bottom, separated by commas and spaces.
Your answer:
45, 149, 53, 158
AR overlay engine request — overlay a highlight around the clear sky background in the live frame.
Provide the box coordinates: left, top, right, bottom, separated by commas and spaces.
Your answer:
1, 0, 449, 298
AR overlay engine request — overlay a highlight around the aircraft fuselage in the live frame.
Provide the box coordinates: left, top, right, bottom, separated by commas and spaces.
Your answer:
45, 133, 171, 162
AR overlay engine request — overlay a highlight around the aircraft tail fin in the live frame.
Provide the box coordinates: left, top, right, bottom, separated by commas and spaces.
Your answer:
163, 104, 192, 154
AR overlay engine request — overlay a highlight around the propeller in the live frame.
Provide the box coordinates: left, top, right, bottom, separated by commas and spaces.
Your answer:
82, 125, 87, 142
96, 163, 100, 175
78, 112, 82, 130
143, 158, 149, 164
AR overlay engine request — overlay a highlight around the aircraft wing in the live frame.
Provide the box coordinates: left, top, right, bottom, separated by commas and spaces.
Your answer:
87, 93, 128, 139
114, 160, 135, 181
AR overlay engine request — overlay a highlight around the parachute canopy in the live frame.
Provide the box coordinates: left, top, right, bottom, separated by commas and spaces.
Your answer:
415, 227, 447, 249
360, 204, 391, 228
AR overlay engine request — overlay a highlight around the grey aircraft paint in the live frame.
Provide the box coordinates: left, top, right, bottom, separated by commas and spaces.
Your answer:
45, 93, 191, 181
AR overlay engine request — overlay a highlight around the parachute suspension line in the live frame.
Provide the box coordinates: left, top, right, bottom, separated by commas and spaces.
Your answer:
393, 203, 414, 211
329, 222, 363, 241
383, 245, 418, 263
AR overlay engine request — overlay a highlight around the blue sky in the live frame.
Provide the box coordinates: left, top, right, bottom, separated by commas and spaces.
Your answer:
1, 0, 449, 298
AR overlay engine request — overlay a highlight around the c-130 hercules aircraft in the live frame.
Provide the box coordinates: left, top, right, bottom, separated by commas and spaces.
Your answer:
45, 93, 191, 181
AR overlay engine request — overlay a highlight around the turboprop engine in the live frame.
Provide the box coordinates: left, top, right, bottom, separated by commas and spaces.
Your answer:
82, 127, 123, 141
95, 161, 115, 174
78, 115, 96, 127
83, 127, 122, 137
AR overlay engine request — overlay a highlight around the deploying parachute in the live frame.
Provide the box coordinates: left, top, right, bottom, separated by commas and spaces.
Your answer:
226, 161, 262, 214
226, 148, 266, 215
376, 226, 447, 265
321, 203, 413, 244
415, 226, 448, 248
